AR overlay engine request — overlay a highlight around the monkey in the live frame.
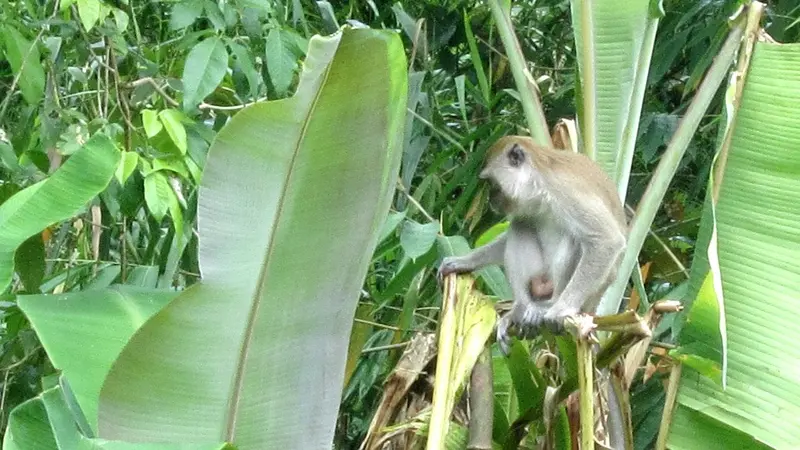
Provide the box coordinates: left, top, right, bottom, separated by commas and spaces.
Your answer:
438, 136, 626, 354
529, 274, 554, 299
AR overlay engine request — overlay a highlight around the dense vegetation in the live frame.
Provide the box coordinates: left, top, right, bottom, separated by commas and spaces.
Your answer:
1, 0, 799, 448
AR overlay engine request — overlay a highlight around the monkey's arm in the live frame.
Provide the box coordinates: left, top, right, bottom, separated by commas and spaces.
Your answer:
438, 232, 507, 279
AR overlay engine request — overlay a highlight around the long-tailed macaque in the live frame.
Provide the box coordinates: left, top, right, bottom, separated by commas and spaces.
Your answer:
439, 136, 626, 353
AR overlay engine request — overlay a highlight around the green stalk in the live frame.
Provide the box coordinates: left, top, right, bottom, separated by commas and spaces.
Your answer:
597, 18, 746, 317
571, 0, 597, 159
616, 2, 663, 201
611, 372, 635, 450
487, 0, 552, 146
711, 1, 764, 202
427, 275, 458, 450
655, 363, 682, 450
576, 336, 594, 450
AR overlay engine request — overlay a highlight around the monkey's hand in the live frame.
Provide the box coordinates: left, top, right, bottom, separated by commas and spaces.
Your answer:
437, 256, 473, 282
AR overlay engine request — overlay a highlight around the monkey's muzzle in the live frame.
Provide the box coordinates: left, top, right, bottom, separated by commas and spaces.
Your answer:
487, 183, 510, 215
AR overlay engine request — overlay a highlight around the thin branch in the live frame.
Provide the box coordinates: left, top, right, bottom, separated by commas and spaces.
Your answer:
0, 370, 8, 425
124, 77, 180, 108
89, 53, 118, 74
103, 43, 112, 116
407, 108, 466, 153
625, 204, 689, 277
650, 341, 677, 350
199, 101, 264, 110
360, 302, 438, 325
354, 318, 400, 331
62, 89, 104, 99
407, 18, 425, 72
108, 37, 135, 136
396, 179, 436, 223
361, 342, 409, 354
1, 345, 43, 372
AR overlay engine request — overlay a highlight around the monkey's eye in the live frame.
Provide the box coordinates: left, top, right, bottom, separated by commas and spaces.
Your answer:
508, 144, 525, 167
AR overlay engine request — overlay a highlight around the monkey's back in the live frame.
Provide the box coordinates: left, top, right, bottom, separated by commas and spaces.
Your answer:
532, 143, 627, 229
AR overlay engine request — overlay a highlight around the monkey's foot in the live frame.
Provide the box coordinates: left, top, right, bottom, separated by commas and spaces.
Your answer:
519, 306, 546, 333
569, 314, 597, 341
496, 307, 547, 355
496, 315, 514, 356
541, 308, 579, 334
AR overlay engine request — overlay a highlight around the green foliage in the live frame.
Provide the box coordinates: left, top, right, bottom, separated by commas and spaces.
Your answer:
400, 219, 440, 260
0, 134, 119, 292
1, 26, 45, 105
182, 37, 229, 110
265, 28, 301, 96
2, 0, 800, 448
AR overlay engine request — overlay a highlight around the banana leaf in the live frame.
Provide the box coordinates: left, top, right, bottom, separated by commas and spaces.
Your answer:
0, 134, 119, 293
95, 28, 407, 449
670, 41, 800, 449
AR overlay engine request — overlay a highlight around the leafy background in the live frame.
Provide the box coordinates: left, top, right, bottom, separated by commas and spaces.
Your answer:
1, 0, 800, 448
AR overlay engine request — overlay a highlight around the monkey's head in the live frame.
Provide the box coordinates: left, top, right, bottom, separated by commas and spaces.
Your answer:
480, 136, 543, 215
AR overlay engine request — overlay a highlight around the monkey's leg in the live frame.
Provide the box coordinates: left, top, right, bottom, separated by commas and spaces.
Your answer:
496, 223, 550, 354
437, 232, 507, 280
579, 247, 624, 314
542, 232, 625, 331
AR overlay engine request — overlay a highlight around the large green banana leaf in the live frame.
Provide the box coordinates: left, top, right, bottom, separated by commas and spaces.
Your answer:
569, 0, 657, 188
669, 41, 800, 449
96, 28, 407, 448
0, 133, 119, 293
4, 382, 232, 450
17, 286, 179, 433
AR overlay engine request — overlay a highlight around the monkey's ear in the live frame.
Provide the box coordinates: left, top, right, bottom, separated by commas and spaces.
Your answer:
508, 144, 525, 167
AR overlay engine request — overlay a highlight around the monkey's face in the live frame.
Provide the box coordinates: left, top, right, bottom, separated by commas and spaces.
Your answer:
480, 141, 534, 215
486, 182, 511, 214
